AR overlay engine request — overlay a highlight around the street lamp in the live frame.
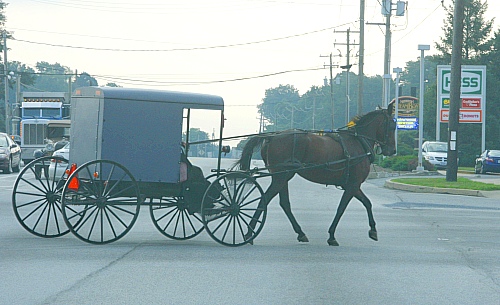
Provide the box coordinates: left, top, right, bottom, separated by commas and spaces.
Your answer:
341, 64, 352, 126
393, 67, 402, 155
417, 44, 430, 172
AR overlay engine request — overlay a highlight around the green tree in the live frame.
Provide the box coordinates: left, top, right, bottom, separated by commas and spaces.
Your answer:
436, 0, 494, 60
258, 84, 300, 132
434, 0, 497, 165
10, 61, 36, 88
0, 0, 9, 132
183, 128, 214, 157
73, 72, 98, 87
34, 61, 73, 91
481, 29, 500, 152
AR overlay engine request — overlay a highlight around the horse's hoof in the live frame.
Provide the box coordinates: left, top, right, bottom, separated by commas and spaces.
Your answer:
297, 234, 309, 243
327, 238, 339, 246
369, 229, 378, 241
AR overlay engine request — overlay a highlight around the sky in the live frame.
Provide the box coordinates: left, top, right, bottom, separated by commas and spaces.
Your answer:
5, 0, 500, 139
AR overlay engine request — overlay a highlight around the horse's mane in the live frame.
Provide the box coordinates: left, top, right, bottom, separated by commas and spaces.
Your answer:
348, 108, 386, 129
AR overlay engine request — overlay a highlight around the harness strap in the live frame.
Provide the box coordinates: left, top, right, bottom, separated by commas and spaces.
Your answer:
331, 132, 351, 185
358, 136, 375, 163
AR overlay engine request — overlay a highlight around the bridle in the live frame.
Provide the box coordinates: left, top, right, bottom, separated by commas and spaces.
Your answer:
348, 111, 395, 153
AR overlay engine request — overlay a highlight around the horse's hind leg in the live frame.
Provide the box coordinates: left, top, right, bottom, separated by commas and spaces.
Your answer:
354, 189, 378, 242
279, 184, 308, 242
244, 174, 292, 243
245, 173, 302, 244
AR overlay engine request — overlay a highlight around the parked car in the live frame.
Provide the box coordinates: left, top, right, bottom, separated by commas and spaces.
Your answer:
422, 141, 448, 169
474, 149, 500, 174
48, 142, 70, 180
0, 132, 22, 173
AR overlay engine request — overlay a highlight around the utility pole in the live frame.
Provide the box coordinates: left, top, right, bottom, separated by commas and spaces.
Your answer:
358, 0, 365, 115
3, 30, 9, 134
335, 28, 359, 125
368, 1, 406, 108
447, 0, 465, 182
320, 53, 338, 129
383, 6, 392, 108
14, 75, 20, 135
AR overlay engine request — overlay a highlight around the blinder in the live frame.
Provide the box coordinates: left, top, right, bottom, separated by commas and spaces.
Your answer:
378, 116, 396, 153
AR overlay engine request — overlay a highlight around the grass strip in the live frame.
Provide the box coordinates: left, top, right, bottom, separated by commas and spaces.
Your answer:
391, 177, 500, 191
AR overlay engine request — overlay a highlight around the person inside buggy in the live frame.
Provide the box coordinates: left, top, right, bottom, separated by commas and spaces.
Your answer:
179, 142, 211, 214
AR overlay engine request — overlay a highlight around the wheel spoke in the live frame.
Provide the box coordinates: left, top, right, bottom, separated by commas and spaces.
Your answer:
202, 173, 267, 247
12, 156, 70, 238
61, 160, 140, 244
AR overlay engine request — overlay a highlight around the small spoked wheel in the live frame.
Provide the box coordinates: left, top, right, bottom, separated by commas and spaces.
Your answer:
150, 196, 204, 240
12, 156, 70, 238
201, 172, 267, 247
61, 160, 140, 244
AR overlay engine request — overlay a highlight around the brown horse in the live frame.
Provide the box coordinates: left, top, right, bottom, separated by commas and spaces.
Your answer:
234, 102, 396, 246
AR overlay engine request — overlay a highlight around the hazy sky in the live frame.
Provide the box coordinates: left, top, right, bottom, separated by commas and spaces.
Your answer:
5, 0, 500, 138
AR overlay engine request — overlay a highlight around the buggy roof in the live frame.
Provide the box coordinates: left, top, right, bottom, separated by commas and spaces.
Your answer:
73, 86, 224, 110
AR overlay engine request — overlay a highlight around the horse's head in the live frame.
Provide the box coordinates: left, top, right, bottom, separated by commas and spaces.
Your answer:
376, 101, 397, 156
350, 102, 396, 156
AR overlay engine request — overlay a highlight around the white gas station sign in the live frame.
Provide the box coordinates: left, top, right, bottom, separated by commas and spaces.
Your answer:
437, 65, 486, 123
436, 65, 486, 152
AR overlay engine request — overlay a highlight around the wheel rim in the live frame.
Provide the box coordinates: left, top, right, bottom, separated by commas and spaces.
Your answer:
150, 197, 204, 240
61, 160, 140, 244
12, 156, 70, 237
201, 172, 266, 247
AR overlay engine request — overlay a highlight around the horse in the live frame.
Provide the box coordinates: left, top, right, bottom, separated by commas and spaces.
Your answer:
233, 102, 396, 246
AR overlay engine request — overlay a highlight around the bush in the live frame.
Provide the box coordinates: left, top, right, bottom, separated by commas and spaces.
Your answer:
378, 155, 434, 171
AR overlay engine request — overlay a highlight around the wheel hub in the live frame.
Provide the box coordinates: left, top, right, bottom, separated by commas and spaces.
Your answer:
229, 203, 240, 216
46, 191, 59, 204
96, 197, 107, 208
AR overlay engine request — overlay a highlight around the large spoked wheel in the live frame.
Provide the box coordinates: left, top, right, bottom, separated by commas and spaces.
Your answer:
61, 160, 140, 244
12, 156, 70, 238
201, 172, 267, 247
150, 196, 204, 240
149, 197, 204, 240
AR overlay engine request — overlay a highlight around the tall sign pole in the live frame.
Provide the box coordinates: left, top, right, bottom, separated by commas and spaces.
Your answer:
393, 67, 402, 155
358, 0, 365, 115
447, 0, 465, 182
3, 30, 8, 134
417, 44, 430, 172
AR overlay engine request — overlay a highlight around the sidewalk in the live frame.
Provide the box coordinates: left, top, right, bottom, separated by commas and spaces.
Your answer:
383, 169, 500, 199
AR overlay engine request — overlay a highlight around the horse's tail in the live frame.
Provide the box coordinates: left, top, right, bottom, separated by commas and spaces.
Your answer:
232, 136, 265, 171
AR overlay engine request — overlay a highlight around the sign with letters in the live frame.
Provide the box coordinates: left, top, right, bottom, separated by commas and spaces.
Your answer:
437, 65, 485, 123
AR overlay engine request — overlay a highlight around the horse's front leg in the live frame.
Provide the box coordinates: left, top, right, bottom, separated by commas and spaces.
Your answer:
327, 188, 356, 246
354, 189, 378, 242
279, 184, 308, 242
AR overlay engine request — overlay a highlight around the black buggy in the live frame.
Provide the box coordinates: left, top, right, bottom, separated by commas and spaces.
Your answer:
12, 87, 267, 247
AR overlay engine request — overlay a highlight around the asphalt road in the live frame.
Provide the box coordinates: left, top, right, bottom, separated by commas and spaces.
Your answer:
1, 159, 499, 305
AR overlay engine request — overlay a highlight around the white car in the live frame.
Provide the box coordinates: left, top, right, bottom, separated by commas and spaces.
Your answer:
48, 142, 70, 180
422, 141, 447, 169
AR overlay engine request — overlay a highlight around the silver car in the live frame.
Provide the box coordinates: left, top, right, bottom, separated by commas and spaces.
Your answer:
48, 142, 70, 179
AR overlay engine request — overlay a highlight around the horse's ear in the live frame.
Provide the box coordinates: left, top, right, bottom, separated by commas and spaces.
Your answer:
387, 100, 395, 116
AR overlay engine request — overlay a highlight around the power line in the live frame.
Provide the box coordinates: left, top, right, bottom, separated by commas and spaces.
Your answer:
11, 23, 352, 52
14, 66, 324, 86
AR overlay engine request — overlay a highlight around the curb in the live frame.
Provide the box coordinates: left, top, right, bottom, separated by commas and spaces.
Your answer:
384, 179, 485, 197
